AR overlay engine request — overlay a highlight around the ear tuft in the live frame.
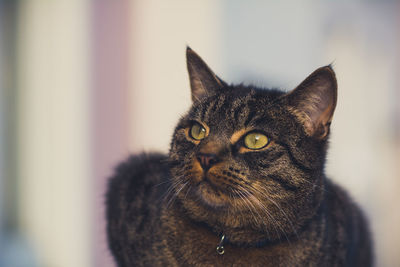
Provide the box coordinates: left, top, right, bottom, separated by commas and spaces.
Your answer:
286, 66, 337, 139
186, 48, 225, 102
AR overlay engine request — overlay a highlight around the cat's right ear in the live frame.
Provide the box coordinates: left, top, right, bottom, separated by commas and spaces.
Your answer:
186, 47, 226, 102
286, 66, 337, 139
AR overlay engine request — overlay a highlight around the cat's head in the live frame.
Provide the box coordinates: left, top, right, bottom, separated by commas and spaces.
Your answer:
168, 47, 337, 242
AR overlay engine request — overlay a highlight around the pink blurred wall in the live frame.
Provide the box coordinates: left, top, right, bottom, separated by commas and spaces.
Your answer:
91, 1, 131, 266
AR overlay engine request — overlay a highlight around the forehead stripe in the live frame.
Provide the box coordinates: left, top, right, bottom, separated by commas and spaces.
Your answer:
214, 94, 226, 112
244, 110, 257, 127
233, 103, 247, 123
199, 103, 209, 121
201, 99, 216, 121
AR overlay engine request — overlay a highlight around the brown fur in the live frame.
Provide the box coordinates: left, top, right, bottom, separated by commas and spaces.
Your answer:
106, 48, 373, 266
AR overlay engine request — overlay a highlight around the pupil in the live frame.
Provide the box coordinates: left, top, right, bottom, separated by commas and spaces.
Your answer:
192, 124, 205, 139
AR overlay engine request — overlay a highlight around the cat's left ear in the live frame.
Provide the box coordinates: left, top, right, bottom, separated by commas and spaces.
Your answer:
186, 47, 226, 102
286, 66, 337, 139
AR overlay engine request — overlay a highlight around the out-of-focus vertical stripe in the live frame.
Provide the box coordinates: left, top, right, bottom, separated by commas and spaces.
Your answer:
17, 1, 91, 266
0, 0, 19, 234
128, 0, 223, 152
91, 1, 131, 266
0, 0, 4, 236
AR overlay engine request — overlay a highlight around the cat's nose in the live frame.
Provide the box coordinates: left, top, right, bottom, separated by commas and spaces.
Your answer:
196, 153, 219, 171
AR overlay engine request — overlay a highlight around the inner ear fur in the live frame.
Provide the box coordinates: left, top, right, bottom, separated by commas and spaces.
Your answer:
186, 47, 226, 102
286, 66, 337, 139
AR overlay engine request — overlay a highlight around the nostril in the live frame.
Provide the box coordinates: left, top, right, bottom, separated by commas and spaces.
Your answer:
209, 157, 217, 165
197, 153, 219, 170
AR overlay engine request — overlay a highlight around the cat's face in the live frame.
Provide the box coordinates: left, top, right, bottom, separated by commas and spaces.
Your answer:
168, 48, 337, 239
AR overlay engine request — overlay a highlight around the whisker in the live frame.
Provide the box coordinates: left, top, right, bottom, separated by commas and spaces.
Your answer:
247, 193, 284, 242
234, 189, 261, 226
250, 184, 299, 241
183, 184, 192, 200
232, 188, 259, 231
234, 188, 272, 241
161, 177, 185, 203
236, 183, 290, 243
165, 181, 189, 209
153, 180, 170, 187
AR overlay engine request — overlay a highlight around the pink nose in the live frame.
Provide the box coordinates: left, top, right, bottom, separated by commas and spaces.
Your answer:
196, 153, 219, 171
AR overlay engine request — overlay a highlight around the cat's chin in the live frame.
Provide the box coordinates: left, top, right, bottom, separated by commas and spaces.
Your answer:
195, 181, 231, 209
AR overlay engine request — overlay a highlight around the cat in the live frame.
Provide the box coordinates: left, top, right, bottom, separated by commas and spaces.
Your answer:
106, 47, 373, 266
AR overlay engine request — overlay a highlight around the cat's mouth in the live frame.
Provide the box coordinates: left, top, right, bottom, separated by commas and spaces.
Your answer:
196, 180, 231, 208
194, 173, 243, 208
184, 161, 249, 207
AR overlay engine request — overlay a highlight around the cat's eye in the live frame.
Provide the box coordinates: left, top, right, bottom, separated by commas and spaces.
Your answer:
190, 122, 207, 140
244, 132, 269, 150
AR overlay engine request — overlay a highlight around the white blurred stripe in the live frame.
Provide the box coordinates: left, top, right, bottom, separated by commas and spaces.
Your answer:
128, 0, 223, 152
17, 1, 91, 267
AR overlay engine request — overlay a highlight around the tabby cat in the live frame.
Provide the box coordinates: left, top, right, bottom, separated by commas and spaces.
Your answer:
106, 48, 373, 266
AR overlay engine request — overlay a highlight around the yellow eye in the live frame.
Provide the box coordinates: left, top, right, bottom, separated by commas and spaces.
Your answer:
244, 132, 269, 150
190, 122, 207, 140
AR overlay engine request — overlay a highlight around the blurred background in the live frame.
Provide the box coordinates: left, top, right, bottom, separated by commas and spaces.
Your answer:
0, 0, 399, 266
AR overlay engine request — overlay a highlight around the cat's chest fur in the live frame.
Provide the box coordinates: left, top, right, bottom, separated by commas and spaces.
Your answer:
106, 153, 362, 267
159, 204, 326, 266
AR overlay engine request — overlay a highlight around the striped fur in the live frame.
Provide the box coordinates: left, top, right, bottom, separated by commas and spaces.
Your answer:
106, 50, 373, 266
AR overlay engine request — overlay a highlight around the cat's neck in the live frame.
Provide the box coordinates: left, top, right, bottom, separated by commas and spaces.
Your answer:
163, 181, 327, 247
165, 199, 301, 247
